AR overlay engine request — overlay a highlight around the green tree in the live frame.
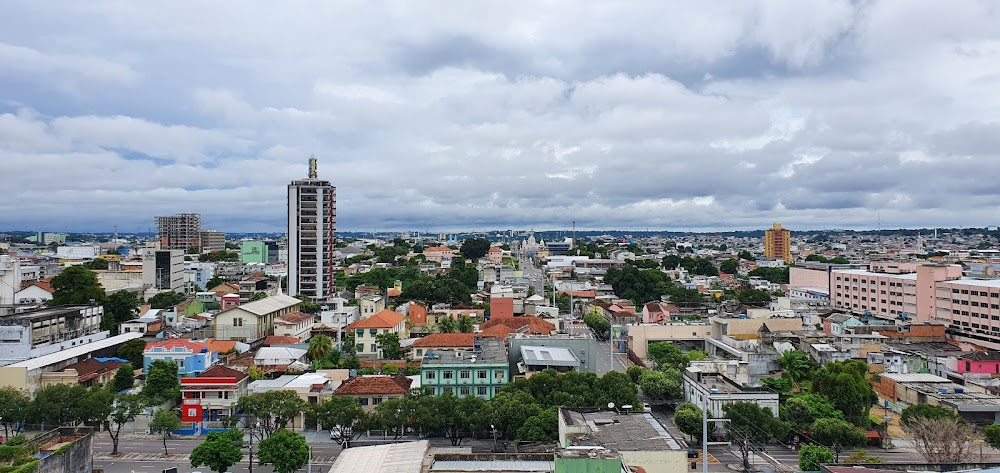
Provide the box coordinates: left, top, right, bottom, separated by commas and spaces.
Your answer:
29, 383, 87, 426
191, 429, 244, 473
82, 258, 109, 270
776, 350, 817, 386
206, 276, 225, 289
150, 409, 181, 455
0, 387, 30, 438
111, 364, 135, 393
738, 250, 753, 261
50, 265, 106, 306
595, 371, 640, 409
626, 365, 644, 384
106, 393, 147, 455
478, 390, 540, 439
457, 315, 475, 333
812, 360, 877, 427
674, 402, 704, 442
720, 259, 739, 274
810, 418, 866, 462
257, 429, 309, 473
982, 424, 1000, 451
517, 407, 559, 441
799, 444, 835, 471
792, 393, 844, 421
459, 238, 491, 260
638, 369, 681, 400
307, 334, 333, 362
779, 397, 815, 435
116, 339, 147, 367
250, 291, 268, 302
375, 332, 402, 359
102, 290, 140, 335
237, 390, 306, 437
748, 267, 790, 284
148, 291, 185, 309
724, 402, 787, 470
314, 396, 367, 448
436, 392, 485, 446
647, 342, 690, 371
143, 360, 180, 405
436, 316, 457, 333
737, 288, 773, 306
294, 294, 322, 314
900, 403, 959, 427
583, 313, 611, 341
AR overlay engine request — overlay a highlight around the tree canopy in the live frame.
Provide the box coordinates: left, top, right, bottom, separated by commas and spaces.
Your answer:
50, 266, 105, 306
103, 290, 140, 335
148, 291, 185, 309
799, 444, 835, 471
143, 360, 180, 405
150, 409, 181, 454
811, 360, 877, 427
116, 339, 147, 367
375, 332, 402, 359
191, 429, 244, 473
257, 429, 310, 473
459, 238, 491, 260
810, 417, 866, 461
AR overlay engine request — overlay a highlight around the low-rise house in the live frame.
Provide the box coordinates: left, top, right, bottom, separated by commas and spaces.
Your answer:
180, 365, 249, 422
420, 337, 509, 399
517, 345, 581, 376
823, 313, 863, 335
253, 346, 308, 371
683, 365, 780, 416
273, 311, 314, 340
212, 293, 302, 342
143, 339, 217, 375
13, 279, 54, 305
345, 309, 407, 358
120, 311, 164, 335
422, 246, 456, 264
359, 294, 385, 318
333, 375, 412, 409
44, 357, 125, 388
641, 303, 680, 324
410, 333, 476, 360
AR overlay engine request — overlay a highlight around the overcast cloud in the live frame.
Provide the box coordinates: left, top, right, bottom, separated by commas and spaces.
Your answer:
2, 1, 999, 233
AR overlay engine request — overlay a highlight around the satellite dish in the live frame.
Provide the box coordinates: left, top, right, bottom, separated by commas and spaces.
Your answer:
607, 402, 615, 409
622, 404, 633, 411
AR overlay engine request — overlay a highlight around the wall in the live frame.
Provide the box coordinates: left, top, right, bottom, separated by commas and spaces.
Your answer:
554, 456, 621, 473
789, 267, 830, 291
490, 297, 514, 320
619, 451, 687, 473
35, 427, 94, 473
509, 336, 598, 374
627, 324, 712, 359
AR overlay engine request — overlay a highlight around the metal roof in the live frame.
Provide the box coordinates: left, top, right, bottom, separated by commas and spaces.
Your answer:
430, 460, 555, 472
520, 345, 580, 367
329, 440, 428, 473
231, 294, 301, 316
5, 332, 142, 371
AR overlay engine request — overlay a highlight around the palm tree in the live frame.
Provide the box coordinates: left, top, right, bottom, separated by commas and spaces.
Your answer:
777, 349, 816, 386
436, 316, 457, 333
308, 334, 333, 361
457, 315, 475, 333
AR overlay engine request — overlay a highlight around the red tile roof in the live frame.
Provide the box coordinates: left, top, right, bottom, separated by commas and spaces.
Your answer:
334, 375, 412, 396
33, 279, 55, 294
277, 311, 313, 324
413, 333, 476, 348
263, 335, 301, 345
423, 246, 453, 253
386, 288, 402, 297
145, 339, 211, 352
197, 364, 249, 381
62, 358, 123, 381
345, 309, 406, 330
480, 316, 556, 335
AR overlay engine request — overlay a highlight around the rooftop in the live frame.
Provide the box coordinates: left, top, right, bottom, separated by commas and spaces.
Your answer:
413, 333, 476, 348
6, 332, 142, 371
232, 294, 301, 316
345, 309, 406, 330
520, 345, 580, 367
562, 409, 681, 451
1, 305, 96, 322
329, 440, 428, 473
334, 375, 412, 396
277, 311, 313, 324
423, 337, 508, 365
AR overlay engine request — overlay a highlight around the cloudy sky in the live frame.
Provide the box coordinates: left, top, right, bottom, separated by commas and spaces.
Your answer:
2, 1, 999, 234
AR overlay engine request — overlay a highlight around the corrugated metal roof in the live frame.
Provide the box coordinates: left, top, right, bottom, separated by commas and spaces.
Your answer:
881, 373, 950, 383
329, 440, 428, 473
233, 294, 301, 316
430, 460, 554, 472
6, 332, 142, 371
520, 345, 580, 367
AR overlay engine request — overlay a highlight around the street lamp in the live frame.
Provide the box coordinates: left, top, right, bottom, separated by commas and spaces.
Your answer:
248, 420, 260, 473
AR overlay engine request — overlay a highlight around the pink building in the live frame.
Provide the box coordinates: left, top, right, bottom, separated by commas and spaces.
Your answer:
487, 247, 503, 264
831, 264, 1000, 349
423, 246, 456, 264
221, 293, 240, 311
642, 303, 680, 323
954, 351, 1000, 374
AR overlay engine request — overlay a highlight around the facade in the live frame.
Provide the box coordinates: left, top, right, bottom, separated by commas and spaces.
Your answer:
180, 365, 249, 421
0, 305, 107, 366
486, 247, 503, 264
143, 339, 217, 375
272, 312, 314, 340
420, 337, 509, 399
212, 293, 302, 341
0, 255, 21, 305
344, 309, 407, 357
141, 248, 185, 293
763, 223, 792, 263
683, 366, 780, 417
185, 262, 216, 292
199, 230, 226, 253
333, 375, 412, 409
240, 240, 278, 264
358, 294, 385, 318
287, 157, 337, 301
411, 332, 477, 360
422, 246, 455, 264
508, 332, 598, 375
156, 213, 202, 250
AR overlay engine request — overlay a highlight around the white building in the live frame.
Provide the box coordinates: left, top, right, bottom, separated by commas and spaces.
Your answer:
141, 247, 185, 294
56, 246, 100, 260
0, 255, 22, 305
287, 157, 336, 301
185, 262, 216, 292
682, 366, 780, 417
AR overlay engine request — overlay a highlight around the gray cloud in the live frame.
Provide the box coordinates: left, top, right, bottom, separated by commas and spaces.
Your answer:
1, 1, 1000, 233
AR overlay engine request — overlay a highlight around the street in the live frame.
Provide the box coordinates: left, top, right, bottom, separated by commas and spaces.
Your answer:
594, 333, 629, 375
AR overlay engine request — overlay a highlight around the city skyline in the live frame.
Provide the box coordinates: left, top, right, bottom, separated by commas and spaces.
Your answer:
2, 2, 1000, 232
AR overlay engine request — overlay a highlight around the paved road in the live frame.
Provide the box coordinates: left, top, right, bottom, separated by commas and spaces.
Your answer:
594, 332, 629, 375
518, 254, 545, 296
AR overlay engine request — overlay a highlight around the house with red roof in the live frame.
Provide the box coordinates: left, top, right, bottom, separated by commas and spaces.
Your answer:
422, 246, 456, 264
143, 339, 217, 375
273, 311, 315, 340
180, 365, 250, 422
14, 278, 55, 305
479, 316, 556, 337
52, 357, 125, 388
345, 309, 407, 358
333, 375, 412, 409
410, 333, 477, 360
642, 303, 681, 324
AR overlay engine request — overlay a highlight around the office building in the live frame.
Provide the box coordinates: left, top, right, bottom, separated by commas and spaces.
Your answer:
420, 337, 509, 400
241, 240, 279, 264
141, 248, 185, 293
199, 230, 226, 253
156, 213, 202, 250
764, 223, 792, 263
287, 157, 336, 300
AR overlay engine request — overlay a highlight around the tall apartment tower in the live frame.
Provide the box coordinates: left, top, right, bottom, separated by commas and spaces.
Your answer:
287, 156, 336, 300
155, 213, 202, 250
764, 223, 792, 263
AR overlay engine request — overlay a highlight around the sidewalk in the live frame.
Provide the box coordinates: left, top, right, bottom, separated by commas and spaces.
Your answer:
94, 452, 340, 464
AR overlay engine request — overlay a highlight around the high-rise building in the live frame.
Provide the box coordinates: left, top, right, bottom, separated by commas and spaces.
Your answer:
764, 223, 792, 263
156, 213, 202, 250
287, 157, 336, 300
141, 247, 185, 293
199, 230, 226, 253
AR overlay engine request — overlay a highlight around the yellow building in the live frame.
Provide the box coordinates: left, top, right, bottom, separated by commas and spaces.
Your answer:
764, 223, 792, 263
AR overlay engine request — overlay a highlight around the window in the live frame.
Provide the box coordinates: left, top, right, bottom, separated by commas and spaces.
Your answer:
234, 318, 243, 327
360, 398, 369, 406
460, 370, 470, 379
477, 370, 487, 379
494, 370, 505, 379
443, 371, 454, 379
477, 386, 488, 396
426, 371, 436, 380
416, 349, 423, 356
443, 387, 453, 394
495, 387, 502, 395
372, 397, 383, 405
459, 386, 470, 395
370, 344, 377, 353
369, 329, 378, 337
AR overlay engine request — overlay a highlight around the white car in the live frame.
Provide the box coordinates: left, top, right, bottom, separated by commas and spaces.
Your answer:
643, 403, 652, 412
